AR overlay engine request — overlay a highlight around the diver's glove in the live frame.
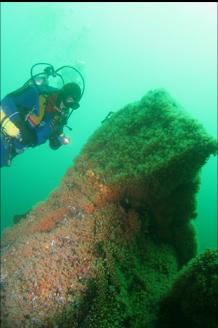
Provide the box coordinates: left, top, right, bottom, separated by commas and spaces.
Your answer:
0, 108, 21, 139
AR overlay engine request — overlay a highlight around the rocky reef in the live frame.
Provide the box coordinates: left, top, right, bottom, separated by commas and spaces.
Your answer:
156, 249, 218, 328
1, 89, 217, 327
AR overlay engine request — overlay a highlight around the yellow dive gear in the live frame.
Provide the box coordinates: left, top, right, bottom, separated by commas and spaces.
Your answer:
0, 107, 21, 138
27, 95, 46, 126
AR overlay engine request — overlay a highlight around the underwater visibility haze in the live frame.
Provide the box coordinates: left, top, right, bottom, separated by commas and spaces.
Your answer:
1, 2, 217, 252
0, 3, 217, 327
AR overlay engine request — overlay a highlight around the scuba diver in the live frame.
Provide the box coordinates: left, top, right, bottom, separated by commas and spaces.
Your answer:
0, 63, 85, 168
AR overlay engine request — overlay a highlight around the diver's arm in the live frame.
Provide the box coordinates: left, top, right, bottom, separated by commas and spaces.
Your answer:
35, 120, 54, 145
34, 111, 69, 148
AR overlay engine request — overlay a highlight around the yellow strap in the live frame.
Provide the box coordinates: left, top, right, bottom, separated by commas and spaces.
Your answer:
28, 95, 46, 125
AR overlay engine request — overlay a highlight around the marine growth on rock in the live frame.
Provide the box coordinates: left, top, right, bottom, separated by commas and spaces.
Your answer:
1, 89, 217, 328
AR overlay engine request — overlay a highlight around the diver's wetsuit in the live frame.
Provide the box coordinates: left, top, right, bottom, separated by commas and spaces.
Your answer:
0, 84, 69, 167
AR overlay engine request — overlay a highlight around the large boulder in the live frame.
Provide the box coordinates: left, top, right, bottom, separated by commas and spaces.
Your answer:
1, 90, 217, 327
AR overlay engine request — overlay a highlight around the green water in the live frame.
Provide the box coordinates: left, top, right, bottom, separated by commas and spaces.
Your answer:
0, 2, 217, 254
